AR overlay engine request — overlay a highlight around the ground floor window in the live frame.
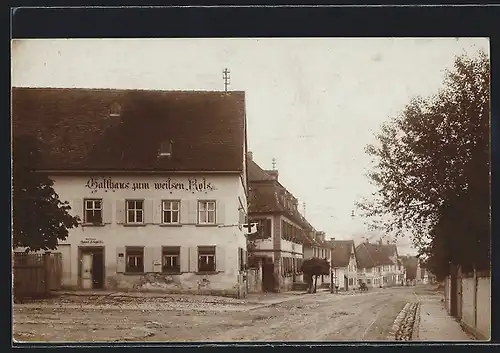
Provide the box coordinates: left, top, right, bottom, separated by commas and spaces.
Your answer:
162, 246, 180, 273
367, 279, 372, 285
348, 278, 354, 285
198, 246, 216, 272
126, 247, 144, 273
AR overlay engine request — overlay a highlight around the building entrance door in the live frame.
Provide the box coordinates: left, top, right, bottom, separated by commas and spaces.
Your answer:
79, 247, 105, 290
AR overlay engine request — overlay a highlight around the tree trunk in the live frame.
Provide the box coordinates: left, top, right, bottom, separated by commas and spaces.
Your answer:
314, 275, 318, 293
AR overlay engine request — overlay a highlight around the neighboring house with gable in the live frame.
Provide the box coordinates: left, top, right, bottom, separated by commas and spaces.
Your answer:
327, 239, 358, 291
355, 242, 386, 288
379, 240, 403, 287
12, 87, 249, 298
246, 152, 306, 292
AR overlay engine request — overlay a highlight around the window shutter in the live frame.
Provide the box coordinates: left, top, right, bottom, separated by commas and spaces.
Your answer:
216, 201, 225, 225
180, 200, 190, 224
144, 200, 154, 224
189, 246, 198, 272
103, 200, 113, 224
144, 247, 154, 273
72, 199, 83, 221
265, 219, 272, 239
186, 200, 198, 224
116, 200, 125, 224
180, 246, 189, 272
153, 247, 162, 273
216, 246, 225, 272
116, 246, 126, 273
153, 200, 162, 224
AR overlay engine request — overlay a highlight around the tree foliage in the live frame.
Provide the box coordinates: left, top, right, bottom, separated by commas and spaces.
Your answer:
13, 135, 80, 252
301, 257, 330, 293
357, 51, 490, 279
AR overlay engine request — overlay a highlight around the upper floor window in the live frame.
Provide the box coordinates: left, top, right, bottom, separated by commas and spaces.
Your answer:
84, 199, 102, 224
198, 200, 216, 224
126, 200, 144, 224
162, 200, 180, 224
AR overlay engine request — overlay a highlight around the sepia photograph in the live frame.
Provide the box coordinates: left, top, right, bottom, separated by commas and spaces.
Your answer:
11, 37, 491, 343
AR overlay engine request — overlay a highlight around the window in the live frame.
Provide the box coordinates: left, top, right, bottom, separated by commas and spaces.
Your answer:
348, 278, 353, 285
126, 247, 144, 273
162, 246, 180, 273
198, 201, 216, 224
198, 246, 216, 272
366, 267, 372, 273
84, 199, 102, 224
367, 279, 372, 285
162, 200, 180, 224
126, 200, 144, 224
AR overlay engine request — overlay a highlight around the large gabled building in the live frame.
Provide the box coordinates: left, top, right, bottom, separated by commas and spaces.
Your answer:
12, 87, 249, 297
246, 153, 309, 292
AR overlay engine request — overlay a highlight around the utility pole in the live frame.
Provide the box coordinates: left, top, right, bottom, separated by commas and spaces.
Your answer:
222, 68, 231, 92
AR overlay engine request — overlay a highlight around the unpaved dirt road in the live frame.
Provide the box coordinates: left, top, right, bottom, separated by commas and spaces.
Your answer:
13, 287, 420, 342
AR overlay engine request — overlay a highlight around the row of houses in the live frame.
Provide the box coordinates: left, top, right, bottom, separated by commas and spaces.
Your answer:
244, 154, 424, 293
12, 87, 426, 298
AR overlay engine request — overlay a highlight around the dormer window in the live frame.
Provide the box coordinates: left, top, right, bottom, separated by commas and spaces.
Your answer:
158, 140, 173, 158
109, 102, 122, 117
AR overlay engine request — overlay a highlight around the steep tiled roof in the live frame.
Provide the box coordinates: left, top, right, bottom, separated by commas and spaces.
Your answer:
381, 244, 398, 258
12, 87, 246, 172
355, 242, 394, 269
248, 159, 275, 181
328, 240, 355, 268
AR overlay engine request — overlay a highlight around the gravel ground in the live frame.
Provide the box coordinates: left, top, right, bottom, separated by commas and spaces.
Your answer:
13, 287, 420, 342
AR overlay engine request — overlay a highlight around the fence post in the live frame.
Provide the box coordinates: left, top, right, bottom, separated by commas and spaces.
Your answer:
473, 265, 478, 329
44, 252, 51, 295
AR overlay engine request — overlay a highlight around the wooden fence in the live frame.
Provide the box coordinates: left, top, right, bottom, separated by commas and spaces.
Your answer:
13, 252, 62, 299
444, 265, 491, 340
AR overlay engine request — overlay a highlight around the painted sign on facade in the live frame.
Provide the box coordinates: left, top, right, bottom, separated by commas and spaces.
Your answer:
80, 238, 104, 245
85, 177, 217, 193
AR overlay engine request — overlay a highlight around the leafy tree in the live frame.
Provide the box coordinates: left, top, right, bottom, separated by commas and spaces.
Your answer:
357, 51, 490, 279
301, 257, 330, 293
13, 135, 80, 252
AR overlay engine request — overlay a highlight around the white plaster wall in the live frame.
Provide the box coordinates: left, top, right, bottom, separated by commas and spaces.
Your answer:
477, 277, 491, 340
53, 174, 247, 294
461, 277, 475, 327
57, 244, 72, 288
333, 268, 345, 289
303, 247, 314, 259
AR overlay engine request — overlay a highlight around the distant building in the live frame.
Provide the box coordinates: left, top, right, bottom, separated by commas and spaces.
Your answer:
13, 87, 249, 298
355, 240, 404, 288
327, 239, 358, 291
246, 154, 307, 292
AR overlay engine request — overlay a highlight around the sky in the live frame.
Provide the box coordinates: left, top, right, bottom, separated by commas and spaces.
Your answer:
11, 37, 489, 255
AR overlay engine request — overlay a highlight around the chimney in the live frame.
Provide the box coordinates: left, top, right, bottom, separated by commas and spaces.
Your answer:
247, 151, 253, 161
264, 170, 279, 180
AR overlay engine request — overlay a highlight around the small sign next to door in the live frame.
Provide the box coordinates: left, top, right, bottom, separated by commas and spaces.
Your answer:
81, 238, 104, 245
